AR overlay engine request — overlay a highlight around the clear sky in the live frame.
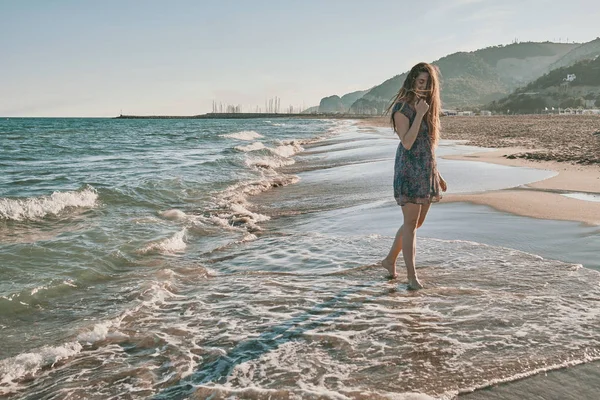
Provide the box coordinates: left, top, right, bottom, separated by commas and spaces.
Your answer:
1, 0, 599, 117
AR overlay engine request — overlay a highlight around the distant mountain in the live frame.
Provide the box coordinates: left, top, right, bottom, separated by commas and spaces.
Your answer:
487, 55, 600, 113
547, 37, 600, 71
316, 90, 369, 113
345, 41, 581, 113
340, 90, 368, 109
319, 95, 346, 113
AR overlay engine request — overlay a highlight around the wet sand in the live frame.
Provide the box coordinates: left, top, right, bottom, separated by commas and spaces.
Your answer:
443, 148, 600, 226
459, 360, 600, 400
359, 115, 600, 226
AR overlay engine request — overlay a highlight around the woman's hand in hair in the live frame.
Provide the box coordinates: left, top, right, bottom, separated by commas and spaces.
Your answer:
415, 98, 429, 116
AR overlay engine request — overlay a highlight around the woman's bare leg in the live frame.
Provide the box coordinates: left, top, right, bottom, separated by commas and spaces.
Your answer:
382, 225, 404, 278
417, 203, 431, 229
382, 203, 431, 281
381, 204, 431, 278
401, 203, 423, 289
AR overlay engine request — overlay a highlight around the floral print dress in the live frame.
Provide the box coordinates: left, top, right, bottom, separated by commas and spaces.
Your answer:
392, 101, 441, 206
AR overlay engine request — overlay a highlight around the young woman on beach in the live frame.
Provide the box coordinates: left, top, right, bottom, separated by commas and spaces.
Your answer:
381, 62, 447, 290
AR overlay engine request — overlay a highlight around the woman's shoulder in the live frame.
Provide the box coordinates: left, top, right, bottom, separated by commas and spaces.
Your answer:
392, 99, 415, 116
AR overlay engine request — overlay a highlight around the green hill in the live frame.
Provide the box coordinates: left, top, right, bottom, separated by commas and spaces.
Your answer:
488, 55, 600, 113
344, 41, 580, 113
316, 90, 369, 113
547, 37, 600, 71
340, 90, 368, 109
318, 95, 346, 113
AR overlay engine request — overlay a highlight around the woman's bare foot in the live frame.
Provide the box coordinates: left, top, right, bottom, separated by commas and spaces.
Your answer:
407, 277, 423, 290
381, 258, 397, 279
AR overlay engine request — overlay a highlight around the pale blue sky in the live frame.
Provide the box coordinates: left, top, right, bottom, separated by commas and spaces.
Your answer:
1, 0, 599, 116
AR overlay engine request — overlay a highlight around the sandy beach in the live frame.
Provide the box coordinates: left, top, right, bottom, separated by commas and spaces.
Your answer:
359, 115, 600, 226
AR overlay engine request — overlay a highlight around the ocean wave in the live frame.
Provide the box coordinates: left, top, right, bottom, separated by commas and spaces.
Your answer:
0, 319, 128, 395
202, 127, 334, 236
195, 174, 299, 234
159, 209, 188, 221
220, 130, 264, 141
269, 141, 304, 157
0, 263, 213, 395
240, 141, 302, 170
234, 142, 266, 152
245, 156, 295, 170
0, 187, 98, 221
0, 342, 83, 392
203, 136, 307, 233
138, 229, 187, 255
76, 321, 128, 344
327, 120, 356, 135
0, 279, 79, 312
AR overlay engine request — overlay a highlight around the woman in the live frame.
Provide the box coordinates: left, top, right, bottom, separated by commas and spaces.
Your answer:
381, 62, 447, 290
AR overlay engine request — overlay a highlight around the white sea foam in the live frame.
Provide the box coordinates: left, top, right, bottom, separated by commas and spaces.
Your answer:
192, 384, 437, 400
63, 279, 77, 288
219, 176, 298, 206
206, 131, 326, 235
140, 281, 183, 305
234, 142, 266, 152
159, 209, 188, 221
30, 285, 48, 296
0, 342, 83, 392
0, 318, 130, 394
138, 229, 187, 255
205, 215, 238, 230
230, 203, 270, 223
0, 187, 98, 221
269, 141, 304, 157
207, 174, 299, 233
264, 120, 286, 126
327, 120, 355, 135
77, 322, 120, 344
242, 233, 258, 242
220, 130, 264, 141
246, 156, 295, 169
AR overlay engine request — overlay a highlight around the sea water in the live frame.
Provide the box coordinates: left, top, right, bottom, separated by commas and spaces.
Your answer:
1, 118, 599, 399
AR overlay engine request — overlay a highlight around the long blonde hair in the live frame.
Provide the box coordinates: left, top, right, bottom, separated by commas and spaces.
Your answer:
385, 62, 441, 147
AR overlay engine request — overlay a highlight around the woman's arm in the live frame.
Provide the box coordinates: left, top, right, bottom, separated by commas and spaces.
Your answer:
393, 99, 428, 150
393, 111, 423, 150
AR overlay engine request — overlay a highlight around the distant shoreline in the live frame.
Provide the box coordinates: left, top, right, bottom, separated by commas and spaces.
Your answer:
115, 112, 374, 120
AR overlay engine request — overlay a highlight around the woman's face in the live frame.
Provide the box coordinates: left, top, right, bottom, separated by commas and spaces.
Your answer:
414, 72, 430, 94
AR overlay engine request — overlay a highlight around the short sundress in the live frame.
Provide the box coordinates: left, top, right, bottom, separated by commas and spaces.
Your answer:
392, 101, 441, 206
